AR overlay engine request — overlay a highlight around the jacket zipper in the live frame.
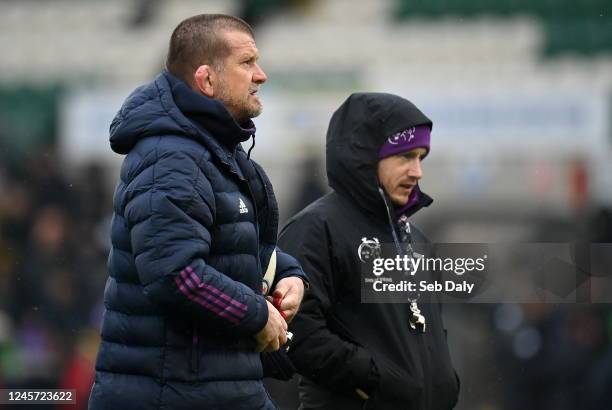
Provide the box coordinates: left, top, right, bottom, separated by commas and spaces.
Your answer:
224, 149, 263, 279
191, 324, 200, 373
378, 187, 433, 408
246, 182, 262, 276
377, 187, 403, 257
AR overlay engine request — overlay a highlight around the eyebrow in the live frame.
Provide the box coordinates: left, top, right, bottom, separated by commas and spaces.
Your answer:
232, 43, 259, 57
238, 52, 259, 60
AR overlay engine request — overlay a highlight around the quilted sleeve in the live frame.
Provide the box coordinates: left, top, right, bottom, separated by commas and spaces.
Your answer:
124, 148, 268, 336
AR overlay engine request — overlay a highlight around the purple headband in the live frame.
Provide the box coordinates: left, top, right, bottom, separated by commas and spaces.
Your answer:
378, 125, 431, 159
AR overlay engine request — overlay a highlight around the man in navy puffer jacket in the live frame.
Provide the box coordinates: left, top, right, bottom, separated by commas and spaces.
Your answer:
88, 14, 307, 410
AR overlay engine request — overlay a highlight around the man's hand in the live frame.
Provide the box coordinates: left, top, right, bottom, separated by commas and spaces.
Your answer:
255, 300, 288, 352
271, 277, 305, 323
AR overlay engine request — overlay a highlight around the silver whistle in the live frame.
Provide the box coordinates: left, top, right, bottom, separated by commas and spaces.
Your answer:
409, 301, 426, 333
285, 331, 294, 351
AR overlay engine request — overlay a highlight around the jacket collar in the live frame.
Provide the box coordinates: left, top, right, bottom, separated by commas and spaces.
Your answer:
158, 71, 254, 179
165, 71, 255, 148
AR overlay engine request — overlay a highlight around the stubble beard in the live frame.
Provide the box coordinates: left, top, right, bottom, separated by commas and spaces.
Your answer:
216, 79, 262, 123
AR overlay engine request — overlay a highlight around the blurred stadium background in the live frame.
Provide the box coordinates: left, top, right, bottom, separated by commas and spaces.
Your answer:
0, 0, 611, 409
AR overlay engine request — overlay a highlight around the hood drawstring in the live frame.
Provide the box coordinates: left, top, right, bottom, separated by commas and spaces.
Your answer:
377, 187, 426, 333
378, 187, 403, 256
246, 134, 256, 160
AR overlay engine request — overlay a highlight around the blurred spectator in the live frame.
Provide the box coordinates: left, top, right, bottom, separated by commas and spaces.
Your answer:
0, 144, 109, 409
57, 329, 98, 410
493, 304, 610, 410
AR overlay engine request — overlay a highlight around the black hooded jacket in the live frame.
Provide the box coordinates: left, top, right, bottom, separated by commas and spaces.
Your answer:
278, 93, 459, 410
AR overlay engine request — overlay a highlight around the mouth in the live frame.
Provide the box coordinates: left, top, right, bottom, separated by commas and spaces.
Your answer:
249, 88, 259, 95
399, 183, 415, 194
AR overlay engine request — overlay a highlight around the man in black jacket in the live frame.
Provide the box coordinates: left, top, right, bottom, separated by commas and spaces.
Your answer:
278, 93, 460, 410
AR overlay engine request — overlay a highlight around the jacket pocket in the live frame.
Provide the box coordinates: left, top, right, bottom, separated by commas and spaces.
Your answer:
370, 352, 423, 405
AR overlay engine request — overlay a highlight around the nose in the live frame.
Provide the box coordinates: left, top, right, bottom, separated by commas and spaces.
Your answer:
409, 158, 423, 180
253, 63, 267, 84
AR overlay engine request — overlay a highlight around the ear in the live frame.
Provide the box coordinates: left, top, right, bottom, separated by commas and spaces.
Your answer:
193, 65, 215, 97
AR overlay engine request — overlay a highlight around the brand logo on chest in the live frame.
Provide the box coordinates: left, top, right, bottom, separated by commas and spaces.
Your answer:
239, 197, 249, 214
357, 237, 381, 263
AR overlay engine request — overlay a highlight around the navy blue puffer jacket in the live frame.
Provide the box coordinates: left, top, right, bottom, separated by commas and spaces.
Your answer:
89, 71, 305, 410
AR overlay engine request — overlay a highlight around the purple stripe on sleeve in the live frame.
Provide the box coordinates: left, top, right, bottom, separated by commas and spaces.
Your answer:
186, 266, 248, 311
174, 276, 240, 325
177, 269, 247, 319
